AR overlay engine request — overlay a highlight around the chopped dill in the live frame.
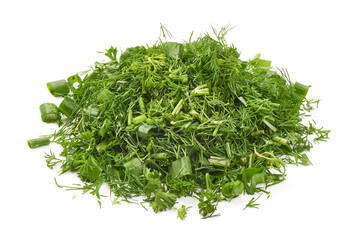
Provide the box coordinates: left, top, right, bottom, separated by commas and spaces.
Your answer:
28, 25, 329, 218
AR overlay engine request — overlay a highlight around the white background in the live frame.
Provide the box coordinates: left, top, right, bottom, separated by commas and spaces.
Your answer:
1, 0, 358, 239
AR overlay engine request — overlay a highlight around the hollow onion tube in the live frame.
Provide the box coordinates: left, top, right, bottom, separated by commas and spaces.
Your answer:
97, 89, 112, 103
27, 135, 51, 149
132, 114, 147, 125
169, 156, 192, 179
46, 80, 70, 97
58, 97, 77, 117
293, 82, 310, 100
40, 103, 60, 123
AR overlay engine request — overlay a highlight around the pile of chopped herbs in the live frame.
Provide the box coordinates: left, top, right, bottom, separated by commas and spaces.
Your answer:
28, 26, 329, 219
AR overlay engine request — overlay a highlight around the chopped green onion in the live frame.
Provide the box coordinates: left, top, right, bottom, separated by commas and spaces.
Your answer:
137, 124, 154, 139
238, 96, 248, 107
164, 42, 184, 59
27, 135, 51, 149
273, 136, 288, 145
97, 89, 113, 103
169, 156, 192, 179
293, 82, 310, 99
208, 156, 230, 167
251, 130, 265, 137
46, 80, 70, 97
263, 119, 277, 132
39, 103, 60, 123
132, 114, 147, 125
222, 181, 244, 198
58, 97, 77, 117
191, 84, 209, 97
127, 108, 133, 125
124, 158, 144, 176
151, 153, 168, 160
257, 59, 272, 68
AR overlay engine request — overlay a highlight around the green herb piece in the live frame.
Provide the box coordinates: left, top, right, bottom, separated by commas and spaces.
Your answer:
293, 82, 310, 99
273, 136, 288, 145
46, 80, 70, 97
28, 25, 329, 219
78, 155, 102, 182
222, 181, 244, 199
137, 124, 155, 139
97, 89, 113, 103
164, 42, 184, 59
40, 103, 60, 123
257, 59, 272, 68
176, 205, 191, 220
124, 158, 144, 176
27, 135, 51, 149
208, 156, 230, 167
169, 156, 192, 179
132, 114, 147, 125
58, 97, 77, 117
150, 190, 177, 213
251, 130, 265, 137
244, 194, 262, 210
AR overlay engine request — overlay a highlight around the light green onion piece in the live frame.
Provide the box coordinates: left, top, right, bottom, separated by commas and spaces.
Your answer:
257, 59, 272, 68
238, 96, 248, 107
293, 82, 310, 100
137, 124, 154, 139
132, 114, 147, 125
273, 136, 288, 145
164, 42, 184, 59
40, 103, 60, 123
127, 108, 133, 125
189, 110, 206, 123
46, 80, 70, 97
208, 156, 230, 167
58, 97, 77, 117
27, 135, 51, 149
152, 153, 168, 160
169, 156, 192, 179
84, 106, 99, 119
251, 130, 265, 137
97, 89, 113, 103
191, 84, 209, 97
263, 119, 277, 132
124, 158, 144, 176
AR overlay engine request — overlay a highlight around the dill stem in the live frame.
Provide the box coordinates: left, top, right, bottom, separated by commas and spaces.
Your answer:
139, 96, 146, 113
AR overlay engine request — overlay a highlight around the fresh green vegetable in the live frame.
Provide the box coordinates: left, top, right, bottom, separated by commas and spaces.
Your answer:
176, 205, 191, 220
28, 135, 51, 149
40, 103, 60, 123
46, 80, 70, 97
27, 25, 329, 218
58, 97, 77, 117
